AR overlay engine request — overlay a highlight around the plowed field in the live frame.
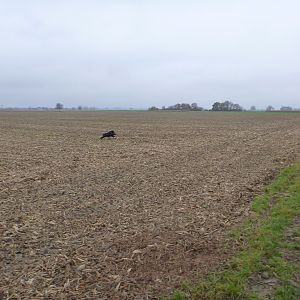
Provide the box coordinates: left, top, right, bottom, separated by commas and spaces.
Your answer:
1, 111, 300, 299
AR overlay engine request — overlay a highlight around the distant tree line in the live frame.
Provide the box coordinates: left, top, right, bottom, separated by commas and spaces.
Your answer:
149, 101, 244, 111
279, 106, 293, 111
149, 102, 204, 111
55, 103, 97, 111
148, 101, 299, 112
1, 101, 298, 112
265, 105, 297, 112
149, 101, 243, 111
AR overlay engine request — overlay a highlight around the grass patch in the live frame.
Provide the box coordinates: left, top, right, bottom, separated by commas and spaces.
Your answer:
166, 162, 300, 300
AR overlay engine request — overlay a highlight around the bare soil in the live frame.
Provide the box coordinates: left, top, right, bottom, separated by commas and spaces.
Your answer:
1, 111, 300, 299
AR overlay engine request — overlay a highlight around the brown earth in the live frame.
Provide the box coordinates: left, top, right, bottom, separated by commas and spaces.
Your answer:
0, 111, 300, 299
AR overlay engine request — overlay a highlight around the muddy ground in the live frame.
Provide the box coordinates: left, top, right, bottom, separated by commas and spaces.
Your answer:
1, 111, 300, 299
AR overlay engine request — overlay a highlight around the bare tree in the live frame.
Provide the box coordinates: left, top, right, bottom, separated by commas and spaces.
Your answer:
266, 105, 274, 111
191, 103, 198, 110
55, 103, 63, 111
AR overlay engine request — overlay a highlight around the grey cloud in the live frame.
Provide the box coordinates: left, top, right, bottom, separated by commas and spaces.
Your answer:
0, 0, 299, 108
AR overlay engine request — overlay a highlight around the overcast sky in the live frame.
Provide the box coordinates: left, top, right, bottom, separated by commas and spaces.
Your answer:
0, 0, 299, 109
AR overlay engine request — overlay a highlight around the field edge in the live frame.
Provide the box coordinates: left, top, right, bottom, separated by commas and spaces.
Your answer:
165, 161, 300, 300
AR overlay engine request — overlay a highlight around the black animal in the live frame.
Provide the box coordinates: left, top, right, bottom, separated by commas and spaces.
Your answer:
100, 130, 116, 139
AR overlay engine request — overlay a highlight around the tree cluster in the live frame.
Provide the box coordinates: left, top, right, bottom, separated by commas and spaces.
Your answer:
211, 101, 243, 111
166, 103, 203, 110
148, 103, 204, 111
266, 105, 274, 111
148, 106, 159, 111
280, 106, 293, 111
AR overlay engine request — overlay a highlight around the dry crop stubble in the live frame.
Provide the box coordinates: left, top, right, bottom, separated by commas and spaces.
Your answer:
1, 111, 300, 299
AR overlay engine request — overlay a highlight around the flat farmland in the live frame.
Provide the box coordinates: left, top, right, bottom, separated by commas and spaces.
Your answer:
1, 111, 300, 299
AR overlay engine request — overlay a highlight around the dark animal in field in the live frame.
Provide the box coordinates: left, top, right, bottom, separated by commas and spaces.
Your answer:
100, 130, 116, 139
